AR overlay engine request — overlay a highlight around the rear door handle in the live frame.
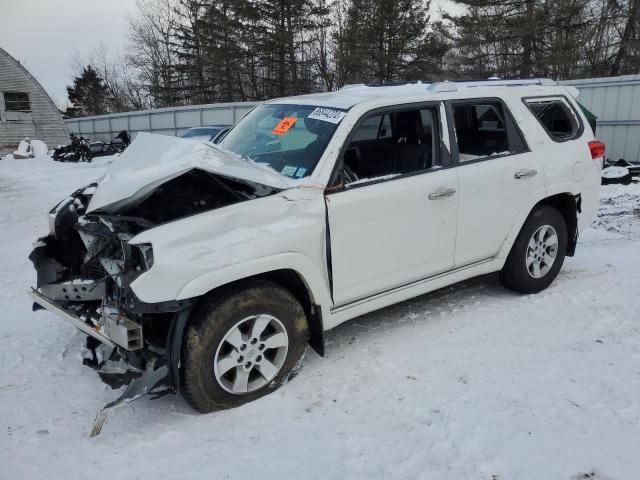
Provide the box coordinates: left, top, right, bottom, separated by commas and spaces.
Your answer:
428, 187, 456, 200
514, 168, 538, 180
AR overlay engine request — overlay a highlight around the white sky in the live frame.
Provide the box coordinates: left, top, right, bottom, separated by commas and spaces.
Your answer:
0, 0, 136, 108
0, 0, 458, 109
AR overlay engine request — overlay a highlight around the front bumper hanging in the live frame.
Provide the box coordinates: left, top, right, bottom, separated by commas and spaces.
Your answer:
30, 289, 116, 348
30, 287, 192, 436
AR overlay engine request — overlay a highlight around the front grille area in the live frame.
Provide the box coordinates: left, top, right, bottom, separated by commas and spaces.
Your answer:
81, 258, 108, 280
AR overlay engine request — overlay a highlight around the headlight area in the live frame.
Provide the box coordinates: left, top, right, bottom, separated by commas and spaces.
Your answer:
131, 242, 154, 271
29, 200, 194, 415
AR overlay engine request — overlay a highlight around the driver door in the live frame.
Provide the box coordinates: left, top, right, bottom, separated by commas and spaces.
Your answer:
325, 104, 459, 306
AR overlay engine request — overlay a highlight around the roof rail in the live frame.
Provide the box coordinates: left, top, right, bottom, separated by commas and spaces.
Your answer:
427, 78, 557, 92
339, 83, 366, 91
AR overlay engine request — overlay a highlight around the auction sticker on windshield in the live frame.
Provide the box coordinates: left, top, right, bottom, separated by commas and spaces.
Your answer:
308, 107, 346, 124
272, 117, 297, 136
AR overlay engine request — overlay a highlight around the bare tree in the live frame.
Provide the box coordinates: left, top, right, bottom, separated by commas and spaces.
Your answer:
127, 0, 181, 107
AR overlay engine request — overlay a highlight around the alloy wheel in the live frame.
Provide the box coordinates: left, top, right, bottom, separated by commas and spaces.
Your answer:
213, 314, 289, 395
525, 224, 559, 279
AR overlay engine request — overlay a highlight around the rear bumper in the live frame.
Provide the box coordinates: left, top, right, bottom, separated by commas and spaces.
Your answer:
578, 184, 600, 234
30, 289, 116, 348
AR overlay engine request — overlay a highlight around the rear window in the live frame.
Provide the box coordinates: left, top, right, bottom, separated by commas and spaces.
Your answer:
524, 97, 581, 141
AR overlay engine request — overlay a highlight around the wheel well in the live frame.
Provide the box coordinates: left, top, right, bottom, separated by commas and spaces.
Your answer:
536, 193, 580, 256
192, 269, 324, 356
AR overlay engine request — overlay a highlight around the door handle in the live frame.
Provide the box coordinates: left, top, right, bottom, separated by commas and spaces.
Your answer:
428, 187, 456, 200
514, 168, 538, 180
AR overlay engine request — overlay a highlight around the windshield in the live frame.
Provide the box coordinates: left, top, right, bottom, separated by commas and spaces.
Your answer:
218, 104, 345, 179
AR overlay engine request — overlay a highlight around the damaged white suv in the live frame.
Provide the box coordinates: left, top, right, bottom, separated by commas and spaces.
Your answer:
30, 79, 602, 415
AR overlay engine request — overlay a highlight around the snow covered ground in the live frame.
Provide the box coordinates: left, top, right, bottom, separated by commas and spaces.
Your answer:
1, 155, 639, 480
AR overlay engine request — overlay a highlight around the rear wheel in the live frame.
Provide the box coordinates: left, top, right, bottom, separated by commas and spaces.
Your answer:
182, 280, 308, 413
499, 205, 568, 294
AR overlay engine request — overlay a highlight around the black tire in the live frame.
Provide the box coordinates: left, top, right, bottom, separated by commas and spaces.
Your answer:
499, 205, 568, 294
181, 280, 309, 413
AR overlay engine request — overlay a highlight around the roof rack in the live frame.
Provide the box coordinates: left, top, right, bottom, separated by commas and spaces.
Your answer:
427, 78, 557, 92
340, 78, 557, 94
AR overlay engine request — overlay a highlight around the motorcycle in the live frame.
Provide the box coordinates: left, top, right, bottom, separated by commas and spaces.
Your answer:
53, 135, 92, 162
53, 131, 130, 163
86, 131, 131, 159
601, 158, 640, 185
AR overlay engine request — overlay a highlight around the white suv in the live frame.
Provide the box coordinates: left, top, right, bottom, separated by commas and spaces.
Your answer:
30, 79, 602, 414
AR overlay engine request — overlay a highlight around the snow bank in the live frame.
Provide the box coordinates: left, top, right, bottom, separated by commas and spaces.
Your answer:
13, 138, 33, 159
8, 139, 50, 159
31, 139, 49, 158
1, 159, 640, 479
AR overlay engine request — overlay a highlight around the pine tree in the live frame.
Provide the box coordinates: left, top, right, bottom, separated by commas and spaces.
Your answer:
611, 0, 640, 75
173, 0, 210, 104
443, 0, 638, 80
200, 0, 246, 101
336, 0, 443, 85
65, 66, 111, 117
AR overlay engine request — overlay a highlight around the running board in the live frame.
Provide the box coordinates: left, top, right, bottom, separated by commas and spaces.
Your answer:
331, 257, 495, 314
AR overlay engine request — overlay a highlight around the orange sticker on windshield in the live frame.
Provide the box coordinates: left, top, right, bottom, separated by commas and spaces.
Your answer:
272, 117, 297, 136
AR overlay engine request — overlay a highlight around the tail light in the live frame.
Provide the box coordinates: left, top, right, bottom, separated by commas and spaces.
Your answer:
588, 140, 605, 160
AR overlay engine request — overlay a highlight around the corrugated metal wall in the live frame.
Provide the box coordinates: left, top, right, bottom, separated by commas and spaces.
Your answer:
66, 74, 640, 163
561, 74, 640, 162
65, 102, 261, 142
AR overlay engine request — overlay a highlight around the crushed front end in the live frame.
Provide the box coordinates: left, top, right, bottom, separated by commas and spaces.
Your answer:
29, 184, 192, 406
29, 133, 289, 434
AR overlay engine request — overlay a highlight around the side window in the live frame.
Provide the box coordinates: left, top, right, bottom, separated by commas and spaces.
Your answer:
452, 100, 524, 162
524, 97, 581, 141
351, 115, 382, 142
342, 106, 440, 186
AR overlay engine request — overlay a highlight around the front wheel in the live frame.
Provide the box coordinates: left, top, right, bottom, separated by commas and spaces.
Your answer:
499, 205, 568, 294
181, 280, 309, 413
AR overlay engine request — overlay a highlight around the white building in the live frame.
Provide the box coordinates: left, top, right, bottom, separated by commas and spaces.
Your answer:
0, 46, 67, 153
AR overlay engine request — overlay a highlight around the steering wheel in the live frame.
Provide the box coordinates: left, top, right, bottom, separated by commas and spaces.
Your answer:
342, 145, 361, 185
343, 163, 359, 184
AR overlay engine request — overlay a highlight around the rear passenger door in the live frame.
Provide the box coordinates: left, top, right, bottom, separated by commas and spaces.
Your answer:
448, 98, 546, 266
326, 104, 459, 306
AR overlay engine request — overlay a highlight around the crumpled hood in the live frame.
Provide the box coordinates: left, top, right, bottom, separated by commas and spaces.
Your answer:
87, 132, 296, 213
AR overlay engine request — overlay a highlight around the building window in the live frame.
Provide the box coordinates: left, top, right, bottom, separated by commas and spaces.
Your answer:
4, 92, 31, 112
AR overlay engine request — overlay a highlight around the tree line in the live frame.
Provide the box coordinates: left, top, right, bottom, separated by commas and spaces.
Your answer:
65, 0, 639, 117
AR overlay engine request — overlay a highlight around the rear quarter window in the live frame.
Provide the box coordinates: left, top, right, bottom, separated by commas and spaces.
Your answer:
524, 97, 582, 141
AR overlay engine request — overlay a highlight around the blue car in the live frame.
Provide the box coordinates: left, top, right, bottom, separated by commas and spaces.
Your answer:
178, 125, 232, 143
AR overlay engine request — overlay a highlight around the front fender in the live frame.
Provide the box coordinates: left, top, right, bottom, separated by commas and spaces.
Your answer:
175, 252, 332, 307
127, 188, 332, 309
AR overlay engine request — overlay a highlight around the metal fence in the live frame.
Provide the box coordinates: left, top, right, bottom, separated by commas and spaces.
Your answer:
65, 101, 261, 142
561, 74, 640, 162
66, 74, 640, 162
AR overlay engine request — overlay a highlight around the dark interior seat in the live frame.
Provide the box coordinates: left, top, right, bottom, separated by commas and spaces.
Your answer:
354, 141, 396, 177
345, 109, 434, 181
394, 111, 430, 173
454, 105, 508, 156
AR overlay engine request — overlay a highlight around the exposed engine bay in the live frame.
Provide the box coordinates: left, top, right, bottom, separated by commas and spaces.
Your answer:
29, 168, 280, 432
